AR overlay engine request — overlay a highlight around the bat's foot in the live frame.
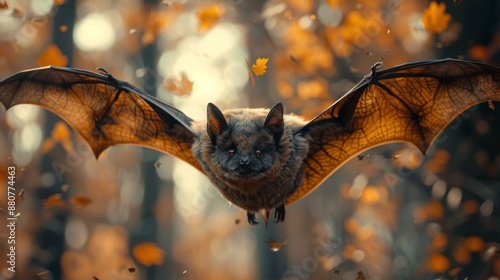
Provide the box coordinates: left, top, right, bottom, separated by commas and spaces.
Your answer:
247, 212, 259, 225
274, 204, 285, 223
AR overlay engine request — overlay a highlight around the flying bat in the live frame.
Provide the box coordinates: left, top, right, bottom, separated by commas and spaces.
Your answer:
1, 58, 499, 225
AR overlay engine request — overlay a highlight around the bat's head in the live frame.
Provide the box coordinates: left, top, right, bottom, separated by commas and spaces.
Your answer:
204, 103, 285, 188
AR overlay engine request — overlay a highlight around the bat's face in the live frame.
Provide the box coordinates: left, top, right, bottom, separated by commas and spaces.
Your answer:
209, 120, 280, 183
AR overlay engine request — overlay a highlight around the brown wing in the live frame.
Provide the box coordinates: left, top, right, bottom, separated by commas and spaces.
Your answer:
287, 59, 500, 205
0, 66, 203, 172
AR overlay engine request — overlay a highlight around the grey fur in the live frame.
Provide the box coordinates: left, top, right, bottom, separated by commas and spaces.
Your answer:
191, 104, 309, 214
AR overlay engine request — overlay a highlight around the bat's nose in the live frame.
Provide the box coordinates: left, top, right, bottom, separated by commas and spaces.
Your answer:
239, 156, 250, 165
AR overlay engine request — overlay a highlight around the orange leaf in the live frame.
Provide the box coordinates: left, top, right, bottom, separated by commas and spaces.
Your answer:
197, 4, 225, 32
0, 2, 8, 9
251, 57, 269, 76
422, 1, 451, 33
43, 194, 65, 208
41, 139, 56, 153
59, 25, 68, 32
427, 253, 450, 273
70, 194, 93, 209
36, 271, 50, 278
266, 239, 288, 252
52, 122, 71, 141
133, 242, 165, 267
37, 44, 68, 67
162, 73, 193, 96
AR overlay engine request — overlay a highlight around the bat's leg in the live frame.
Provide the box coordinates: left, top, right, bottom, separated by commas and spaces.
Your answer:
273, 204, 285, 223
247, 212, 259, 225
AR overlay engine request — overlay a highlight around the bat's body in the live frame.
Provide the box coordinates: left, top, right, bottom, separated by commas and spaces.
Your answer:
1, 59, 499, 225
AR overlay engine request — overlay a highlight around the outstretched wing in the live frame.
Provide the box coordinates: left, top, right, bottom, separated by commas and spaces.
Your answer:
0, 66, 203, 172
287, 58, 500, 204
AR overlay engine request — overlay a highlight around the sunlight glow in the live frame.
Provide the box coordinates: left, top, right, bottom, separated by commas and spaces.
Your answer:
74, 13, 116, 52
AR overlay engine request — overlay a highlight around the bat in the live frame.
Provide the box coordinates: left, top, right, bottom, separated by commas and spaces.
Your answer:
1, 58, 499, 225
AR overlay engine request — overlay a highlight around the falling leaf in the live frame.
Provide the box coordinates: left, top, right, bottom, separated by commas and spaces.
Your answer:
356, 271, 366, 280
128, 267, 136, 273
421, 1, 451, 33
235, 218, 240, 225
334, 268, 341, 275
52, 122, 71, 141
266, 239, 288, 252
43, 194, 65, 208
427, 253, 450, 272
0, 2, 8, 9
133, 242, 165, 266
71, 194, 93, 209
488, 100, 495, 110
37, 44, 68, 67
357, 155, 365, 161
142, 8, 182, 45
163, 73, 193, 96
154, 161, 162, 168
18, 188, 25, 200
197, 4, 225, 32
251, 58, 269, 76
36, 271, 50, 278
183, 270, 187, 274
59, 25, 68, 32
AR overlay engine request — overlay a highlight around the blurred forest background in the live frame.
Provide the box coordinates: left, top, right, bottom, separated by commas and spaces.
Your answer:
0, 0, 499, 279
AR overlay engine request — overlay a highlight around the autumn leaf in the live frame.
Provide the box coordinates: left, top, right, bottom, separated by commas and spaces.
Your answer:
133, 242, 165, 266
0, 2, 8, 9
37, 44, 68, 67
163, 73, 193, 96
197, 4, 225, 32
43, 194, 65, 208
356, 271, 366, 280
252, 58, 269, 76
488, 100, 495, 110
128, 267, 136, 273
422, 1, 451, 33
154, 160, 162, 168
266, 239, 288, 252
70, 194, 93, 209
36, 271, 50, 278
59, 25, 68, 32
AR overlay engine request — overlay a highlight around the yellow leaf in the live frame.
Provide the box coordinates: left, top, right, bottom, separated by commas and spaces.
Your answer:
422, 1, 451, 33
197, 4, 225, 32
70, 194, 93, 209
133, 242, 165, 267
37, 44, 68, 67
251, 58, 269, 76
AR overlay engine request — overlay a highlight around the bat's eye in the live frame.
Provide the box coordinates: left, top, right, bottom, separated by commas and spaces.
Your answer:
255, 150, 262, 157
228, 149, 235, 157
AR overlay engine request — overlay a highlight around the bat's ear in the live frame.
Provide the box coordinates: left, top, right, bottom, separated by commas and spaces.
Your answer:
207, 103, 228, 145
263, 103, 284, 143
